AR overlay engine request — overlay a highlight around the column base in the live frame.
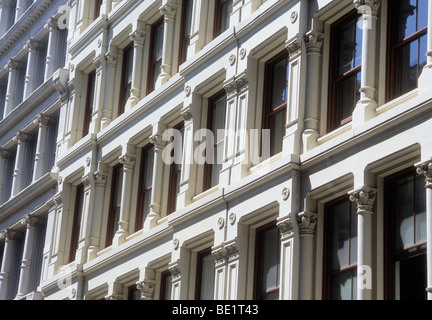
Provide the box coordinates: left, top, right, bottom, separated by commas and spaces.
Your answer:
143, 212, 160, 232
302, 129, 319, 152
352, 98, 377, 128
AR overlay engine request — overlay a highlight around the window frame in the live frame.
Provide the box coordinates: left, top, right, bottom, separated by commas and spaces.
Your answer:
386, 0, 428, 101
167, 123, 184, 215
384, 167, 427, 300
253, 221, 281, 300
160, 270, 173, 300
179, 0, 193, 66
262, 50, 289, 157
195, 247, 215, 300
327, 10, 362, 132
82, 70, 96, 137
323, 195, 358, 300
135, 144, 154, 232
22, 130, 38, 189
118, 43, 134, 117
147, 18, 164, 94
69, 183, 84, 263
214, 0, 233, 38
105, 163, 123, 247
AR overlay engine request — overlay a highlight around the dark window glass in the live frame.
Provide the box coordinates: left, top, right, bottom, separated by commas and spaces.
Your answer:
119, 44, 134, 116
106, 164, 123, 247
179, 0, 193, 65
34, 38, 48, 89
325, 197, 358, 300
214, 0, 233, 38
167, 124, 183, 215
83, 70, 96, 137
160, 270, 172, 300
387, 0, 428, 100
22, 131, 38, 189
1, 148, 16, 203
69, 184, 84, 263
7, 229, 25, 300
148, 19, 164, 93
195, 249, 215, 300
328, 11, 362, 132
28, 215, 47, 291
135, 146, 154, 231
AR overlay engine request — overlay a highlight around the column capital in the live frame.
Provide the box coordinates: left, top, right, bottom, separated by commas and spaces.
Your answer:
93, 170, 108, 188
0, 229, 15, 241
168, 261, 181, 282
354, 0, 382, 16
296, 211, 318, 236
223, 72, 248, 98
20, 214, 37, 228
0, 148, 8, 160
136, 280, 155, 300
277, 216, 294, 240
129, 29, 146, 46
304, 30, 324, 55
149, 133, 167, 150
7, 59, 19, 71
93, 55, 104, 71
44, 17, 59, 31
24, 39, 39, 52
104, 52, 119, 68
13, 132, 28, 143
160, 2, 177, 21
349, 187, 377, 214
34, 114, 50, 127
416, 159, 432, 189
118, 153, 136, 170
286, 35, 302, 61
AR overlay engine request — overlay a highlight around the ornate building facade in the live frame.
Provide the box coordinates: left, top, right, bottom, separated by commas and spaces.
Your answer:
0, 0, 431, 300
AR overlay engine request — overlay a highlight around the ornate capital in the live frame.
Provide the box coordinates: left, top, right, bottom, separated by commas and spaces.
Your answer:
181, 105, 193, 122
129, 30, 146, 46
35, 114, 50, 127
160, 3, 177, 21
168, 261, 181, 282
7, 59, 19, 71
93, 170, 108, 187
211, 245, 227, 267
286, 35, 301, 61
24, 39, 39, 52
416, 160, 432, 189
136, 280, 155, 300
304, 31, 324, 55
0, 148, 8, 160
21, 214, 37, 227
277, 216, 294, 240
44, 17, 59, 31
150, 133, 167, 150
14, 132, 28, 143
0, 229, 15, 241
105, 52, 119, 68
119, 153, 136, 170
349, 187, 377, 214
223, 72, 249, 98
296, 211, 318, 236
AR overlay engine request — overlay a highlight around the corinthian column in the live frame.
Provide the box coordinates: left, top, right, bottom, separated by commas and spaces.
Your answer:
416, 160, 432, 299
44, 18, 59, 81
349, 186, 377, 300
127, 26, 146, 108
4, 59, 19, 117
11, 132, 27, 197
352, 0, 381, 126
23, 39, 38, 99
33, 114, 49, 181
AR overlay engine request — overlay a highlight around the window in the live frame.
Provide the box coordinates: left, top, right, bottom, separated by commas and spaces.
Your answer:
135, 145, 154, 231
263, 51, 289, 156
106, 163, 123, 247
387, 0, 428, 100
147, 19, 164, 94
82, 70, 96, 137
94, 0, 103, 19
328, 11, 362, 132
118, 44, 133, 116
385, 168, 427, 300
195, 248, 215, 300
69, 184, 84, 263
128, 285, 141, 300
14, 58, 27, 107
160, 270, 172, 300
0, 77, 7, 120
214, 0, 233, 38
34, 38, 48, 89
22, 131, 37, 189
55, 29, 68, 70
28, 214, 47, 292
6, 0, 16, 31
324, 196, 358, 300
1, 147, 16, 204
254, 222, 280, 300
167, 124, 183, 215
43, 113, 59, 174
7, 228, 25, 300
179, 0, 193, 65
0, 242, 4, 273
204, 91, 226, 191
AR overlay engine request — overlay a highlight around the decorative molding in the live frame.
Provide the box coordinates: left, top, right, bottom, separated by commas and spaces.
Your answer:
119, 153, 136, 170
149, 133, 167, 149
168, 262, 181, 282
160, 3, 177, 21
93, 170, 108, 187
136, 280, 155, 300
105, 52, 119, 68
286, 35, 301, 61
296, 211, 318, 236
304, 30, 324, 55
129, 29, 146, 46
349, 187, 377, 214
277, 216, 293, 240
354, 0, 382, 15
223, 72, 248, 98
282, 187, 290, 201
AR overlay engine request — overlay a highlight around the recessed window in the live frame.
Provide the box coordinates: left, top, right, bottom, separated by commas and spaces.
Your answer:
204, 91, 226, 191
254, 221, 281, 300
14, 58, 27, 107
55, 29, 68, 71
324, 196, 358, 300
214, 0, 233, 38
34, 38, 48, 89
167, 124, 184, 215
94, 0, 103, 19
69, 184, 84, 263
83, 70, 96, 137
387, 0, 428, 100
148, 19, 164, 94
135, 145, 154, 231
0, 77, 8, 120
43, 113, 59, 174
7, 228, 25, 300
328, 11, 362, 132
385, 168, 427, 300
22, 131, 38, 189
160, 270, 172, 300
28, 215, 47, 292
195, 248, 215, 300
263, 51, 289, 156
1, 147, 16, 204
118, 44, 134, 116
179, 0, 193, 65
106, 163, 123, 247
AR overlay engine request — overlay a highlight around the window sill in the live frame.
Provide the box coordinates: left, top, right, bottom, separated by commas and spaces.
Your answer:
376, 89, 418, 117
318, 121, 352, 146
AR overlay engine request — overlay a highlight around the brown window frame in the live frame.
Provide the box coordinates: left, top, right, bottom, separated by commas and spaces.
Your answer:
262, 50, 289, 157
105, 163, 123, 247
386, 0, 428, 102
384, 167, 427, 300
69, 183, 84, 263
82, 70, 96, 137
147, 18, 164, 94
203, 90, 226, 192
195, 248, 214, 300
118, 43, 134, 117
167, 123, 184, 215
253, 221, 281, 300
135, 144, 154, 232
94, 0, 103, 19
327, 10, 362, 132
323, 195, 358, 300
214, 0, 233, 38
179, 0, 193, 66
160, 270, 172, 300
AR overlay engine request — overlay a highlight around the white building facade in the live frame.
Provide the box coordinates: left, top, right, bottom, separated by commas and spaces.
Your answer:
0, 0, 431, 301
